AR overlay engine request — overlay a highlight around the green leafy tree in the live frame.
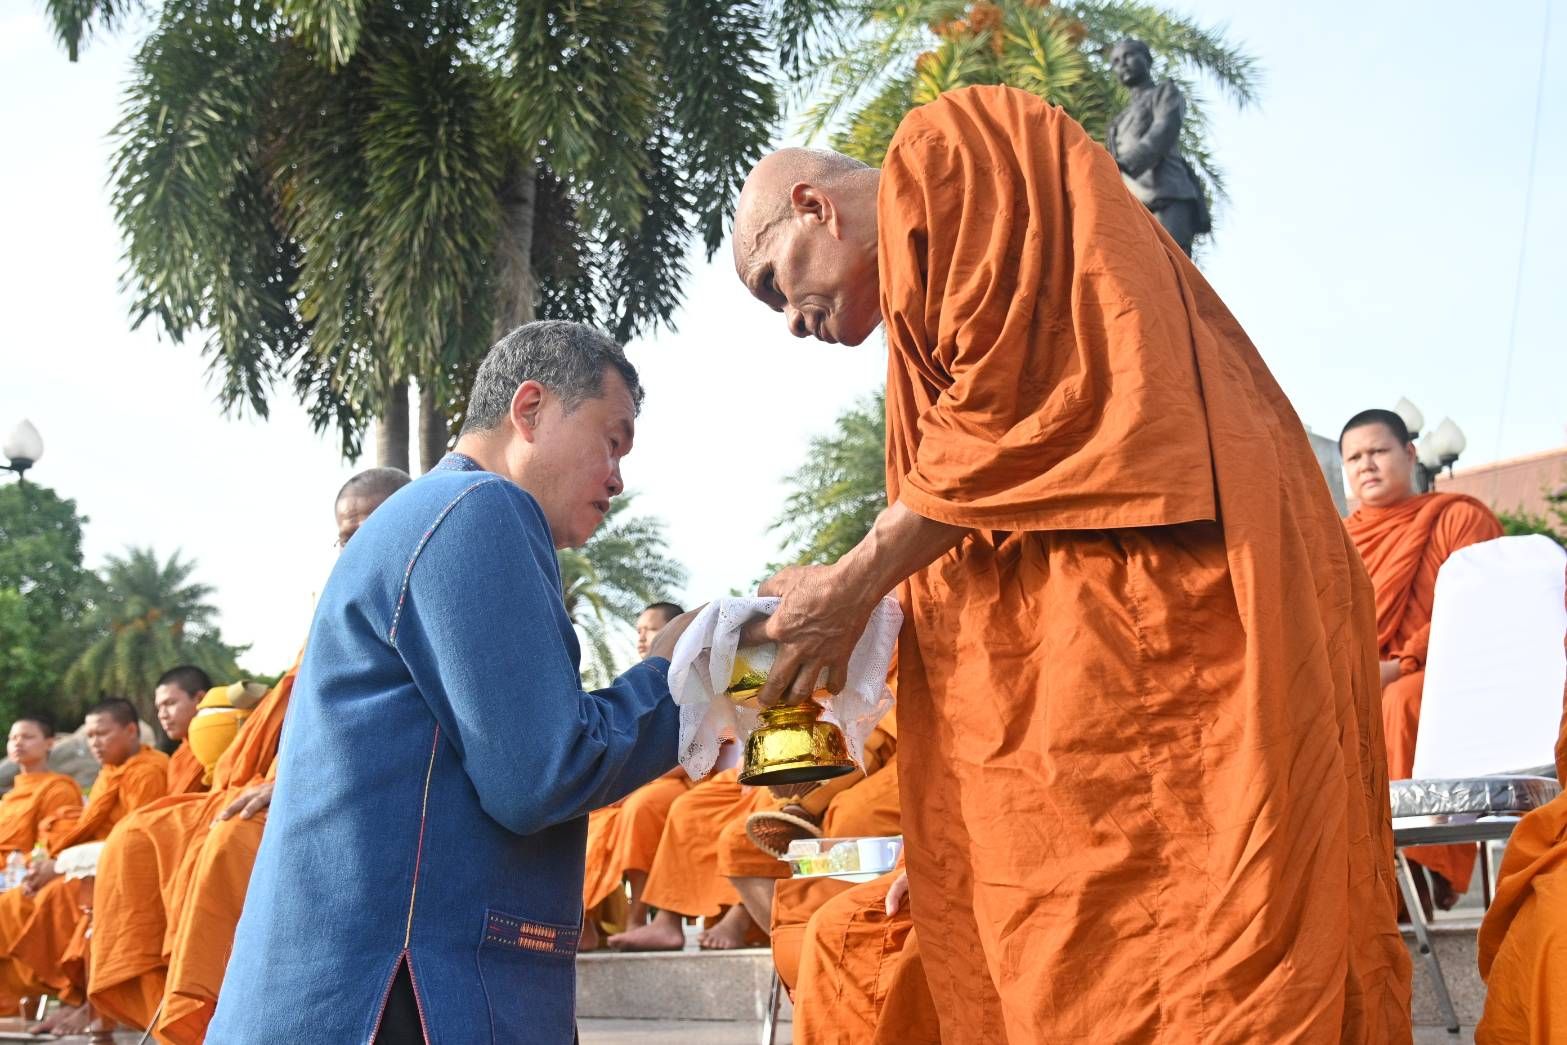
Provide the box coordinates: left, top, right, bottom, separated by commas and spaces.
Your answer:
770, 393, 888, 569
64, 547, 247, 721
1498, 502, 1567, 546
558, 497, 687, 686
0, 482, 93, 722
46, 0, 837, 471
797, 0, 1259, 217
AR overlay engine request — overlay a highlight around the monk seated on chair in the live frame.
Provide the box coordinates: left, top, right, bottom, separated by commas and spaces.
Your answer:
1341, 408, 1504, 912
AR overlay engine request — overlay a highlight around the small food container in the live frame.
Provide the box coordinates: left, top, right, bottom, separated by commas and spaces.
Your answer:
783, 835, 903, 883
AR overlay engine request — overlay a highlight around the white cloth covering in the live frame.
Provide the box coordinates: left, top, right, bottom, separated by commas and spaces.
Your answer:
668, 596, 901, 780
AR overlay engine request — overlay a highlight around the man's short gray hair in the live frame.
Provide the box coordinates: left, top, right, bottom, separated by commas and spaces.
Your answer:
460, 321, 644, 436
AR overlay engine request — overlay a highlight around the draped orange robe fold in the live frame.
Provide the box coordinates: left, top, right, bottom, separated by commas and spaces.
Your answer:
640, 769, 770, 919
88, 661, 298, 1040
1474, 618, 1567, 1044
1346, 492, 1503, 893
0, 772, 82, 857
876, 85, 1408, 1042
0, 745, 170, 1010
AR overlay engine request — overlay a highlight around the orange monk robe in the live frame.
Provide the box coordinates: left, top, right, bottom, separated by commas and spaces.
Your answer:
874, 85, 1409, 1042
639, 769, 771, 919
762, 755, 902, 993
1474, 653, 1567, 1044
0, 746, 170, 1006
1346, 492, 1503, 893
789, 867, 939, 1045
581, 771, 691, 911
0, 772, 82, 857
165, 742, 208, 797
147, 663, 300, 1045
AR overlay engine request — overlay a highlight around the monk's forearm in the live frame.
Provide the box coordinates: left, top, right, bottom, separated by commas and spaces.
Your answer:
836, 501, 967, 603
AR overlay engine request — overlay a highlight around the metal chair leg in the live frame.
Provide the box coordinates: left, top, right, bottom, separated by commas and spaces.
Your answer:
1396, 850, 1460, 1035
760, 970, 783, 1045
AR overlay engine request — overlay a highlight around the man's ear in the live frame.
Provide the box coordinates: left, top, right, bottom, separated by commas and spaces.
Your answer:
790, 182, 833, 226
509, 380, 549, 443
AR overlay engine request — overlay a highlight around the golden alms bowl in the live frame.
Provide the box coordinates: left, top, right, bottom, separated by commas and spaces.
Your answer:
739, 701, 856, 786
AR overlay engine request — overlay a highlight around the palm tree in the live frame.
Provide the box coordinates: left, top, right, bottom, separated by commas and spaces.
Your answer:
770, 393, 888, 568
45, 0, 840, 470
796, 0, 1259, 215
558, 497, 687, 686
64, 548, 246, 720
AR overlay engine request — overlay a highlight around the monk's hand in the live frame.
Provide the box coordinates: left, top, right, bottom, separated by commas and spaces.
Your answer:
217, 781, 275, 822
883, 871, 910, 916
1378, 659, 1403, 689
647, 606, 706, 663
22, 859, 57, 897
746, 564, 875, 708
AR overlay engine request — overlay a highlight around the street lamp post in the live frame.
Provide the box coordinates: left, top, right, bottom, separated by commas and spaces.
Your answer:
1395, 399, 1466, 494
2, 420, 44, 482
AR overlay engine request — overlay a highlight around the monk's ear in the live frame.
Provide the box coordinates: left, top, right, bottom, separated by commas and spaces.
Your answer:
789, 182, 834, 229
508, 380, 549, 443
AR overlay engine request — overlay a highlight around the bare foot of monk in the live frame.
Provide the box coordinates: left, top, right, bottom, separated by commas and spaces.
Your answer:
698, 904, 762, 950
1430, 870, 1461, 912
607, 909, 685, 951
580, 914, 603, 952
30, 1001, 84, 1034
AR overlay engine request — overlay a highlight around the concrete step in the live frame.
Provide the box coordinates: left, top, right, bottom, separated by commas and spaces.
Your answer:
578, 921, 1485, 1030
577, 946, 792, 1024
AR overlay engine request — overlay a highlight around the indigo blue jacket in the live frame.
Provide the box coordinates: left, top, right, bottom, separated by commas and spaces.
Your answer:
210, 454, 679, 1043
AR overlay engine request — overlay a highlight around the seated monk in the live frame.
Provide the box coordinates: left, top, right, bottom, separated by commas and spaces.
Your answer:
0, 699, 169, 1024
0, 717, 83, 860
87, 467, 411, 1043
581, 601, 691, 951
721, 712, 900, 937
1475, 706, 1567, 1044
17, 666, 210, 1033
1342, 408, 1504, 910
786, 865, 939, 1044
607, 767, 772, 951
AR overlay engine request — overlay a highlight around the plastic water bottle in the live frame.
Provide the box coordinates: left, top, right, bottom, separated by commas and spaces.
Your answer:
3, 851, 25, 890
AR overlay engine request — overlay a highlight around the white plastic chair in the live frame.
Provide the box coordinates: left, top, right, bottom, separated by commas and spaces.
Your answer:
1391, 534, 1566, 1034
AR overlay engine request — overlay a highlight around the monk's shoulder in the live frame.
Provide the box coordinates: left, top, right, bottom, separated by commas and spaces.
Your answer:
1433, 493, 1503, 534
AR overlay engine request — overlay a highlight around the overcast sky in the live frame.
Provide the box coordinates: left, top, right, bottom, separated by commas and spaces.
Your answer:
2, 0, 1562, 674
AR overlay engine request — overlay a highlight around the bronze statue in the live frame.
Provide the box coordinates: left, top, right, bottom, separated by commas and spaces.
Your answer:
1105, 39, 1212, 255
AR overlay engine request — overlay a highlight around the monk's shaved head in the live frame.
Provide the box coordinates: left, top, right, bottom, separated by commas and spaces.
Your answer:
336, 467, 412, 547
734, 148, 871, 272
732, 148, 883, 346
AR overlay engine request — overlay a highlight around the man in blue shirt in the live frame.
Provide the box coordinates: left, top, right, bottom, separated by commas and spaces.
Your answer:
211, 321, 693, 1044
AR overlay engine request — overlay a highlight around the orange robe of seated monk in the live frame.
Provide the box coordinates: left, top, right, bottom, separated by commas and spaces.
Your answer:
89, 663, 297, 1039
875, 85, 1409, 1042
1346, 491, 1503, 894
152, 663, 299, 1044
0, 745, 170, 1009
0, 772, 82, 857
789, 867, 940, 1045
582, 770, 690, 912
640, 769, 770, 919
1474, 655, 1567, 1044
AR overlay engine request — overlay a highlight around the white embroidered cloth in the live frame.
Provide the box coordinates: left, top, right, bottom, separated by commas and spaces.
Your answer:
668, 596, 901, 780
55, 842, 105, 881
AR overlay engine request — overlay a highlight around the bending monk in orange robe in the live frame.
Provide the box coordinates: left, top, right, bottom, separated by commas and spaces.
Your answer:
581, 602, 690, 950
1475, 676, 1567, 1045
0, 717, 84, 859
85, 468, 411, 1042
733, 85, 1410, 1042
1341, 408, 1503, 910
607, 768, 770, 951
0, 699, 169, 1016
